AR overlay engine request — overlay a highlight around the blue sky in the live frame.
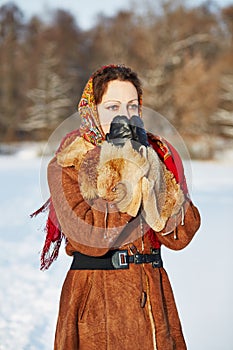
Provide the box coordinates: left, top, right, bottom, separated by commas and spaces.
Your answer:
0, 0, 232, 29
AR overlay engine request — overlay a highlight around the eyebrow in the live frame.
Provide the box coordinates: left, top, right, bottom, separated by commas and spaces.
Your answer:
103, 99, 139, 104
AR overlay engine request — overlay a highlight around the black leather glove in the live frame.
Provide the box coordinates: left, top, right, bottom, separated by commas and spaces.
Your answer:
129, 115, 149, 151
106, 115, 133, 147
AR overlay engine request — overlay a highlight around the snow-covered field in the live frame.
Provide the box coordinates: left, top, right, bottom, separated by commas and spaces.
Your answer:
0, 153, 233, 349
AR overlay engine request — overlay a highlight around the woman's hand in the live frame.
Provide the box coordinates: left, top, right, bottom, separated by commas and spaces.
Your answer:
105, 115, 149, 151
130, 115, 149, 150
105, 115, 133, 147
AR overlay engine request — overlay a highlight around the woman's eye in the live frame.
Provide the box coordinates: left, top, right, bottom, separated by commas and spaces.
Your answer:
107, 105, 119, 111
128, 104, 139, 111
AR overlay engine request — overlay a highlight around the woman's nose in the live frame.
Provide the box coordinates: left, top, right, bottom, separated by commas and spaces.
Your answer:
118, 104, 130, 118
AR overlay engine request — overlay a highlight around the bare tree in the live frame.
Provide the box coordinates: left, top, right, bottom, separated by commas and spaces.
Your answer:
212, 74, 233, 138
22, 43, 72, 136
0, 3, 23, 141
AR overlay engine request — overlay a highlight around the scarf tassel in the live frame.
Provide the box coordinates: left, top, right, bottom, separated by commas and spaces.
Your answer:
31, 198, 64, 270
30, 198, 50, 218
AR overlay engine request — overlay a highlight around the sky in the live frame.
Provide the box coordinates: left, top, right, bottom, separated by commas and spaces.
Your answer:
0, 0, 232, 29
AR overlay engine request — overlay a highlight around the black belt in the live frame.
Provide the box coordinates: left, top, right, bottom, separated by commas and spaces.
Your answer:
70, 248, 163, 270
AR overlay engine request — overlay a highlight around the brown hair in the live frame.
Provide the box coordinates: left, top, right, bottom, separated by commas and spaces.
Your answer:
92, 64, 143, 105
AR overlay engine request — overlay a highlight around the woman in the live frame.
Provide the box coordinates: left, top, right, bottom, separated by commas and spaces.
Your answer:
38, 64, 200, 349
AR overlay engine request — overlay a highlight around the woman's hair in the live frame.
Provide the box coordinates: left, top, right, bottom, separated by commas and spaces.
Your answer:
92, 65, 142, 104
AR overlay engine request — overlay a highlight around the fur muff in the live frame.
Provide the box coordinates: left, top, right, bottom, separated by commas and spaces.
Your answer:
141, 147, 185, 232
97, 141, 149, 216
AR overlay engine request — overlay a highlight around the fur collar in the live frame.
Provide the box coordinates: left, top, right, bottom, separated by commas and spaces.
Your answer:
56, 136, 95, 168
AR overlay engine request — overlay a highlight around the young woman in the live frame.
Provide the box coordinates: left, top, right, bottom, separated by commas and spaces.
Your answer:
38, 64, 200, 349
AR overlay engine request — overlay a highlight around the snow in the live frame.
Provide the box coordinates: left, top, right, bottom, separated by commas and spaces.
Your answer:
0, 153, 233, 349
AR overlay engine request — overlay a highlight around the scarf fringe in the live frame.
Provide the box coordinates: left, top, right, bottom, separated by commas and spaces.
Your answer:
30, 198, 50, 218
31, 198, 63, 270
40, 233, 64, 271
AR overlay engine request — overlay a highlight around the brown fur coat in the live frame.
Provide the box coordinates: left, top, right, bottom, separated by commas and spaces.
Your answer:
48, 136, 201, 350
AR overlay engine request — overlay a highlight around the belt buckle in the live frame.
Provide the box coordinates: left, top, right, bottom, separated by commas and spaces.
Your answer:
112, 250, 129, 269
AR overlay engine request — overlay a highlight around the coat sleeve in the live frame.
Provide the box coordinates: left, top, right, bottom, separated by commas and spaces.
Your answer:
155, 199, 201, 250
47, 156, 132, 257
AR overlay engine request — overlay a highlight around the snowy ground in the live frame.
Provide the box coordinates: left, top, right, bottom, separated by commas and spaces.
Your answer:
0, 153, 233, 350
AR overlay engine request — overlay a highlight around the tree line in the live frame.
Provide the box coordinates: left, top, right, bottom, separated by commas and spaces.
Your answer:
0, 0, 232, 158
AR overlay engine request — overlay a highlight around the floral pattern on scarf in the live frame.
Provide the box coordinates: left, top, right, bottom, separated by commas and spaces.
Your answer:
78, 75, 105, 145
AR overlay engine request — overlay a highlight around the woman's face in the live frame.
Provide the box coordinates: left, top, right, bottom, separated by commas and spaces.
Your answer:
97, 80, 139, 134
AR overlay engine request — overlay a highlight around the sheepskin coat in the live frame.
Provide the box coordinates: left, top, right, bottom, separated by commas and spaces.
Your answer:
48, 133, 201, 350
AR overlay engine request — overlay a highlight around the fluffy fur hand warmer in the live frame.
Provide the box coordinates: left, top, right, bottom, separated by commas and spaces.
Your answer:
141, 147, 185, 231
97, 141, 149, 216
